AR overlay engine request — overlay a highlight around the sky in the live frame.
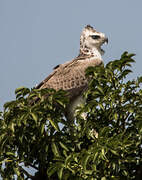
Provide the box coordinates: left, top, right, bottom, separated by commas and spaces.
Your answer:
0, 0, 142, 110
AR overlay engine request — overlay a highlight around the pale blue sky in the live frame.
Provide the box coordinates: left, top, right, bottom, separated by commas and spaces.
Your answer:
0, 0, 142, 109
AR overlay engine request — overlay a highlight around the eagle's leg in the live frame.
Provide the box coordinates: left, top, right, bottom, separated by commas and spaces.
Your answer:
65, 106, 76, 136
65, 95, 85, 135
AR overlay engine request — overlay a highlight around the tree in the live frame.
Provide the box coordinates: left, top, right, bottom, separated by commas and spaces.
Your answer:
0, 52, 142, 180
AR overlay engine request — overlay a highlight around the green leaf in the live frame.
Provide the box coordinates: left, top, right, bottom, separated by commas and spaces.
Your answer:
128, 107, 134, 113
99, 103, 104, 110
121, 51, 128, 58
6, 152, 15, 156
15, 86, 30, 98
4, 100, 17, 110
14, 168, 20, 177
110, 149, 119, 156
128, 53, 136, 58
101, 148, 108, 161
56, 99, 65, 107
59, 141, 69, 151
31, 113, 38, 122
138, 76, 142, 83
48, 118, 59, 131
97, 86, 104, 94
47, 166, 57, 178
121, 69, 132, 77
41, 124, 45, 134
101, 177, 106, 180
114, 113, 118, 120
65, 154, 72, 167
51, 142, 60, 157
82, 154, 90, 170
93, 152, 98, 162
15, 86, 27, 94
57, 167, 64, 180
84, 170, 93, 175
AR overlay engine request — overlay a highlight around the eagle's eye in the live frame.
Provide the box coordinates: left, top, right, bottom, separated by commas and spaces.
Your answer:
91, 35, 100, 40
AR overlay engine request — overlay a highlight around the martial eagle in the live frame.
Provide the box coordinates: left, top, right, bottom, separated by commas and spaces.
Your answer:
35, 25, 108, 124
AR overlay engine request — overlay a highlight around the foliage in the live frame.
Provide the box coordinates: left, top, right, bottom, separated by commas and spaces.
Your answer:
0, 52, 142, 180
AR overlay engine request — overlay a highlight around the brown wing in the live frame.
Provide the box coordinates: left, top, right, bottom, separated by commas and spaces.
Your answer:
36, 55, 102, 98
36, 59, 87, 89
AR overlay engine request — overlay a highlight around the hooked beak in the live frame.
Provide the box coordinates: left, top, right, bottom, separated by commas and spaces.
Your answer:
100, 37, 108, 55
104, 37, 108, 44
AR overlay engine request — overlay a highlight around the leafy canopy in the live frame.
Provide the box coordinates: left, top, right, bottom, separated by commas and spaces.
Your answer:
0, 52, 142, 180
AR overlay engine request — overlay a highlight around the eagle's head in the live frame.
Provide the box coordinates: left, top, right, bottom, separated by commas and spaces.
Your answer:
79, 25, 108, 57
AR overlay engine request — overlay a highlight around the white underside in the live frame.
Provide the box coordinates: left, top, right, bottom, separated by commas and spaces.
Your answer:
70, 95, 84, 113
69, 95, 87, 120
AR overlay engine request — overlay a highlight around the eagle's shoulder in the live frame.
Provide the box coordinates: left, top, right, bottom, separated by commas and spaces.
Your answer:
35, 58, 78, 89
35, 54, 102, 90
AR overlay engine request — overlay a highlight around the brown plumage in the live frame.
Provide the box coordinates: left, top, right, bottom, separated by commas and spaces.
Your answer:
36, 55, 102, 99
